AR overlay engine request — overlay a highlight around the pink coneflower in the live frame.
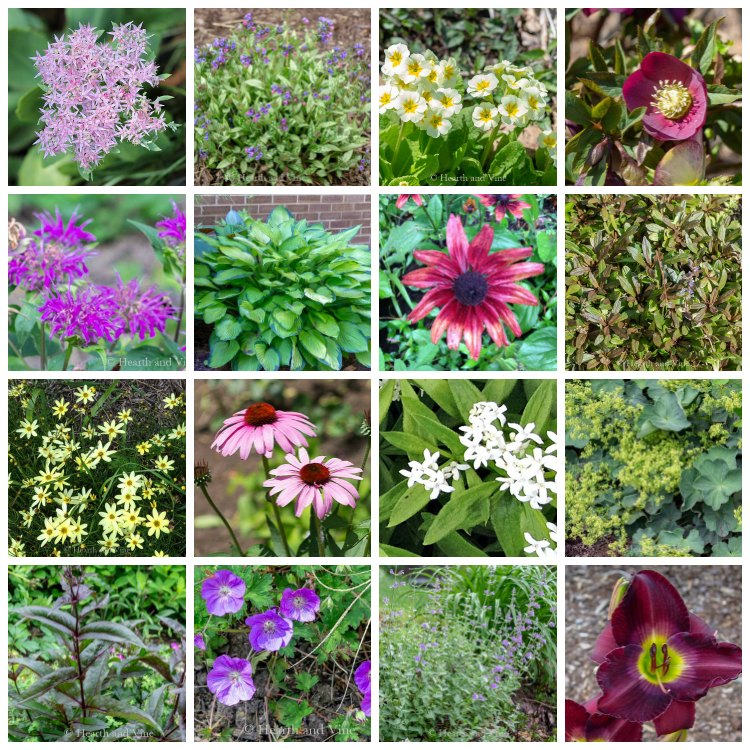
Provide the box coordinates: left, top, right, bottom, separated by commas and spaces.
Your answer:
402, 214, 545, 360
211, 403, 317, 460
476, 194, 531, 222
263, 447, 362, 519
396, 194, 423, 210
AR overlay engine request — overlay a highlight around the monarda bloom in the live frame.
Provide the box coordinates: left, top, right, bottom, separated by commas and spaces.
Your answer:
211, 403, 317, 460
200, 569, 246, 616
279, 587, 321, 622
207, 655, 256, 705
565, 698, 643, 741
476, 194, 530, 222
246, 609, 294, 652
39, 286, 123, 345
622, 52, 707, 141
402, 214, 544, 360
595, 570, 741, 731
112, 275, 175, 340
156, 202, 187, 248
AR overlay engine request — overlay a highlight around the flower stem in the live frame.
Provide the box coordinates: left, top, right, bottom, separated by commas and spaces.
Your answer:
40, 323, 47, 370
173, 285, 185, 343
262, 456, 292, 557
420, 203, 440, 234
392, 121, 406, 174
312, 511, 327, 557
346, 440, 370, 540
62, 341, 74, 372
481, 123, 500, 170
198, 484, 245, 556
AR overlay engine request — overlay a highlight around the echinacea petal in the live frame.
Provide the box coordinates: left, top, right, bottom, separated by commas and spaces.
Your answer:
446, 214, 470, 272
467, 224, 494, 268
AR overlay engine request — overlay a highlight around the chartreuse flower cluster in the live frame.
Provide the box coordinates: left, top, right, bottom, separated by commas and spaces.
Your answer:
566, 570, 742, 741
8, 380, 186, 557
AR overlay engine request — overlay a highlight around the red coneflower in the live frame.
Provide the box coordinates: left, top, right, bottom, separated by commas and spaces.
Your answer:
396, 194, 423, 210
476, 194, 531, 222
402, 214, 544, 360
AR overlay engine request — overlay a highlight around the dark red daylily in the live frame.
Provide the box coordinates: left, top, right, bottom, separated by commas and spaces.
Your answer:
402, 214, 544, 360
476, 194, 530, 222
622, 52, 707, 141
595, 570, 742, 726
566, 698, 643, 742
396, 194, 423, 210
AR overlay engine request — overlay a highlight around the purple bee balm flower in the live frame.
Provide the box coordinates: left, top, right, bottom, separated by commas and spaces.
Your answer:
112, 275, 175, 340
194, 634, 206, 650
201, 569, 246, 616
156, 202, 187, 247
246, 609, 294, 652
279, 587, 321, 622
34, 209, 96, 247
207, 655, 256, 706
39, 285, 122, 345
622, 52, 707, 142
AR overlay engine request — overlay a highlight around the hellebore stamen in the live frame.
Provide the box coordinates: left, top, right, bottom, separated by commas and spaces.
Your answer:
652, 80, 693, 120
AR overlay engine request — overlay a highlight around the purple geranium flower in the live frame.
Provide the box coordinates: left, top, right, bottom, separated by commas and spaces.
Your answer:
112, 275, 175, 340
194, 634, 206, 650
207, 655, 256, 706
201, 569, 246, 616
354, 659, 371, 716
246, 609, 294, 652
39, 285, 122, 345
156, 202, 187, 247
279, 587, 320, 622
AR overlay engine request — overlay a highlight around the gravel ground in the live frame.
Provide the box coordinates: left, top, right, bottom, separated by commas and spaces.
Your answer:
565, 564, 742, 742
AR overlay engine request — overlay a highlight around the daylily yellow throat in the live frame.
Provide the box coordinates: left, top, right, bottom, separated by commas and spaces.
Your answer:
638, 634, 685, 688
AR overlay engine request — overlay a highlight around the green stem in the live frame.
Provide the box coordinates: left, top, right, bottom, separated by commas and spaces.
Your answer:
62, 341, 74, 372
312, 512, 327, 557
420, 203, 440, 234
480, 123, 501, 170
40, 323, 47, 370
346, 440, 370, 540
198, 484, 245, 556
392, 120, 406, 175
173, 285, 185, 343
262, 456, 292, 556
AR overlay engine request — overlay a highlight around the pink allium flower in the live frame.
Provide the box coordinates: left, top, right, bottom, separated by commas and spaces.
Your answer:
402, 214, 545, 360
156, 202, 187, 248
245, 610, 294, 652
279, 587, 320, 622
263, 447, 362, 519
622, 52, 707, 141
207, 655, 256, 705
39, 285, 122, 345
201, 569, 246, 616
33, 22, 166, 170
112, 275, 175, 340
211, 403, 317, 460
476, 194, 531, 222
396, 194, 423, 210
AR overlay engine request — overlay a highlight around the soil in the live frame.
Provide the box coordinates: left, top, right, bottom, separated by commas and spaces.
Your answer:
565, 564, 742, 742
193, 379, 370, 556
193, 8, 371, 187
565, 535, 625, 557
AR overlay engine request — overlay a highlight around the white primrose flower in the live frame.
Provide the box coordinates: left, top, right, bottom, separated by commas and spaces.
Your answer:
538, 129, 557, 151
497, 95, 528, 126
422, 109, 452, 137
378, 84, 400, 114
472, 104, 499, 131
467, 73, 499, 98
432, 87, 463, 117
382, 43, 410, 77
520, 86, 548, 120
401, 52, 431, 84
395, 92, 428, 123
502, 74, 530, 91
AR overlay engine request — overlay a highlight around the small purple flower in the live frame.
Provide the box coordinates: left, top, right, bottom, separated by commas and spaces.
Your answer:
194, 634, 206, 650
207, 655, 256, 706
246, 609, 294, 652
34, 209, 96, 247
201, 569, 246, 616
279, 587, 320, 622
112, 275, 175, 340
39, 285, 122, 345
156, 202, 187, 247
354, 660, 371, 717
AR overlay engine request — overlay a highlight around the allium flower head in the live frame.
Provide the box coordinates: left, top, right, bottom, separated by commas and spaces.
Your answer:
112, 275, 175, 340
477, 194, 531, 222
33, 22, 166, 170
263, 447, 362, 519
622, 52, 707, 141
201, 569, 246, 616
207, 655, 256, 705
211, 403, 317, 460
9, 210, 96, 292
279, 587, 320, 622
39, 285, 122, 345
246, 609, 294, 652
402, 214, 545, 360
156, 202, 187, 248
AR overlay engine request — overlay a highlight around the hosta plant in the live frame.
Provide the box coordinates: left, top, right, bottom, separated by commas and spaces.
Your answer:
379, 378, 557, 558
566, 569, 742, 741
566, 194, 741, 371
565, 9, 742, 185
195, 207, 371, 371
195, 13, 370, 185
566, 379, 742, 557
379, 43, 556, 186
9, 565, 186, 741
194, 565, 370, 742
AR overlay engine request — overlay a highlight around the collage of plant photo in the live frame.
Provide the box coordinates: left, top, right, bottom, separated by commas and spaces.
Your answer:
2, 3, 746, 746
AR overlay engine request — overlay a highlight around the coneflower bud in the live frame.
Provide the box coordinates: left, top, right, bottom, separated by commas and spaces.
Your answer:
194, 460, 212, 487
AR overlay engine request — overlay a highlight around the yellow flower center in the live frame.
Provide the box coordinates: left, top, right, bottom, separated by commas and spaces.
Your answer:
652, 81, 693, 120
390, 51, 402, 66
638, 634, 685, 685
380, 92, 392, 106
403, 100, 418, 114
476, 80, 490, 91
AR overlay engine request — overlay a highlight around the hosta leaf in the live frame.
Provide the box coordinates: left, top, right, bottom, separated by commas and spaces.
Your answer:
203, 303, 227, 324
272, 309, 298, 331
422, 483, 496, 545
208, 340, 239, 368
299, 330, 327, 360
214, 316, 243, 341
304, 287, 334, 304
337, 321, 368, 353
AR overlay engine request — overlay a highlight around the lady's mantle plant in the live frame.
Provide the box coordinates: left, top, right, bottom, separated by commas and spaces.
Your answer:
195, 14, 370, 185
566, 569, 742, 741
195, 207, 371, 370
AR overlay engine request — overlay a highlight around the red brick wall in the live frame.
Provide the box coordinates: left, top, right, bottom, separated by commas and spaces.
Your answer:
194, 194, 371, 246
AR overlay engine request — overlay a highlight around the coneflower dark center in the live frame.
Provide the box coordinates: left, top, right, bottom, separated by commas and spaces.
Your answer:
453, 271, 488, 306
300, 462, 331, 485
244, 402, 277, 426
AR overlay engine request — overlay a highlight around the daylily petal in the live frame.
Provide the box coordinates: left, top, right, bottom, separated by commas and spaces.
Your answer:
564, 699, 588, 741
586, 711, 644, 742
653, 699, 695, 736
591, 622, 618, 664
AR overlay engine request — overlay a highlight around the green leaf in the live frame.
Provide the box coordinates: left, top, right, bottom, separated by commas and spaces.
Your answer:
18, 147, 72, 187
536, 231, 556, 262
207, 340, 239, 368
304, 287, 334, 304
520, 380, 555, 434
446, 380, 484, 418
422, 483, 496, 545
15, 606, 76, 636
274, 697, 314, 730
565, 91, 592, 126
517, 328, 557, 370
379, 544, 421, 557
79, 621, 146, 649
272, 309, 298, 331
692, 17, 723, 76
491, 496, 550, 557
412, 379, 460, 418
337, 321, 368, 353
215, 316, 243, 341
295, 672, 320, 692
388, 483, 433, 527
636, 392, 691, 437
15, 667, 78, 704
693, 460, 741, 510
380, 430, 438, 458
299, 330, 327, 360
482, 379, 518, 404
15, 86, 44, 124
88, 697, 163, 736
